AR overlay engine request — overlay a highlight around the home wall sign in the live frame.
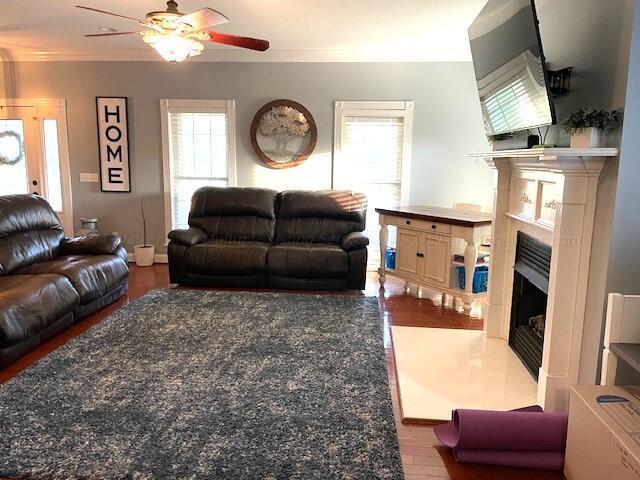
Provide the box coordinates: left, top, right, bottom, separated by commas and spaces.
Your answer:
250, 99, 317, 169
96, 96, 131, 192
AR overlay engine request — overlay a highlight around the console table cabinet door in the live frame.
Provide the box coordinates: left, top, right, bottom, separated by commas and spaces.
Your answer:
396, 229, 420, 279
419, 233, 451, 287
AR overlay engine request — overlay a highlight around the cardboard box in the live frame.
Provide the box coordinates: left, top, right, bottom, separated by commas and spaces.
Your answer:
566, 385, 640, 480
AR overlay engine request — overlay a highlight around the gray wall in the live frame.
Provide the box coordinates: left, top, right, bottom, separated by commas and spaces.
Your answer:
605, 0, 640, 381
4, 61, 493, 250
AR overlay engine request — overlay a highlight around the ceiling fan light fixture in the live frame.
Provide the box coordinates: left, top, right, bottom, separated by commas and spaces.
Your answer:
142, 31, 203, 62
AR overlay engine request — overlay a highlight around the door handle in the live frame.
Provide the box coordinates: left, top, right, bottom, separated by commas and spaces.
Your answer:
416, 253, 424, 258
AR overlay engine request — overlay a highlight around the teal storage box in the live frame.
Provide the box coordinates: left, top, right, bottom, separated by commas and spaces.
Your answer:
457, 265, 489, 293
385, 247, 396, 269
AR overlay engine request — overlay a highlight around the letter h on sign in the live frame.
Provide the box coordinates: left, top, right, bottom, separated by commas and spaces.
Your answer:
96, 97, 131, 192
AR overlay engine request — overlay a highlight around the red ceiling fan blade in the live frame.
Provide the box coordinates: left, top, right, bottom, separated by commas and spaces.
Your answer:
179, 8, 229, 31
209, 32, 269, 51
76, 5, 144, 24
84, 31, 142, 37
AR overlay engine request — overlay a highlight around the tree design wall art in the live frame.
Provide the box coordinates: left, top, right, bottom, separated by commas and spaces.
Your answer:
250, 99, 317, 169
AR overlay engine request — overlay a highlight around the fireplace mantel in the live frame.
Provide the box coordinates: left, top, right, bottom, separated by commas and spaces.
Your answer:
473, 147, 618, 412
470, 147, 619, 172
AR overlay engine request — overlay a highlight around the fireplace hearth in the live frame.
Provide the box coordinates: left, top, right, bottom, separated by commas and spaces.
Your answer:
509, 232, 551, 380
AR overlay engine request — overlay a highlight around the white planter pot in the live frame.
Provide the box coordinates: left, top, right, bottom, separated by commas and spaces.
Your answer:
134, 245, 155, 267
570, 128, 605, 148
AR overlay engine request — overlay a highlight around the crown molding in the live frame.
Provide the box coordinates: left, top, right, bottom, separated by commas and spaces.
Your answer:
3, 46, 472, 63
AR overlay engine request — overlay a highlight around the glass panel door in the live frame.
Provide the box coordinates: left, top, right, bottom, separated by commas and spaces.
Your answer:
0, 103, 74, 235
0, 115, 30, 195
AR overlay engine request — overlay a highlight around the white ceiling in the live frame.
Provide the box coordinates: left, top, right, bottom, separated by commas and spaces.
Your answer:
0, 0, 488, 62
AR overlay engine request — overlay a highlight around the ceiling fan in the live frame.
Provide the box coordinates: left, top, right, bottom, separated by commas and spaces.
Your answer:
77, 1, 269, 62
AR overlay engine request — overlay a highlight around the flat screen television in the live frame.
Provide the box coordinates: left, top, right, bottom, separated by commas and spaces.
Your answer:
468, 0, 555, 136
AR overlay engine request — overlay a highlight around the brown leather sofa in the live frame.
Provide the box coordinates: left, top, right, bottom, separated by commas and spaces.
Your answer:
0, 194, 129, 369
168, 187, 368, 290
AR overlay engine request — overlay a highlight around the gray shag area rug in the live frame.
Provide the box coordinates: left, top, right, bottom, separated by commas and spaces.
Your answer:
0, 289, 403, 480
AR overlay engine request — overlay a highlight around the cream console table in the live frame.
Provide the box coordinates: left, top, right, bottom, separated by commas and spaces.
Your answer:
375, 206, 492, 313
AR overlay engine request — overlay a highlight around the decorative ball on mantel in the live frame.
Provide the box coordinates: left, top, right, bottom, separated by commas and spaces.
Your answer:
250, 99, 317, 169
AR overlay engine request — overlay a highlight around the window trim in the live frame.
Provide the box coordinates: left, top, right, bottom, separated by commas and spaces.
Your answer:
160, 99, 237, 238
332, 100, 414, 206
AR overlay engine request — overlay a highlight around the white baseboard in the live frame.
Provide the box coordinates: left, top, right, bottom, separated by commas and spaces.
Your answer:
127, 253, 168, 264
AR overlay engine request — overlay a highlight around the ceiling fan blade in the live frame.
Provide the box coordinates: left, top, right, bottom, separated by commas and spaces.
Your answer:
76, 5, 144, 24
179, 8, 229, 31
209, 32, 269, 51
84, 31, 142, 37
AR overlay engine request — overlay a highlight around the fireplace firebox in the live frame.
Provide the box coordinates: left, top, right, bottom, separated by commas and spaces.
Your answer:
509, 232, 552, 380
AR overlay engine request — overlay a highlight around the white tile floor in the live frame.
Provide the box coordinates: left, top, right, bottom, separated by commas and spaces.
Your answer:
392, 326, 538, 422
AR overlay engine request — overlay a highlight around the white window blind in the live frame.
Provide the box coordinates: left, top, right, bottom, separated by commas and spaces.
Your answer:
480, 51, 553, 135
334, 102, 413, 270
165, 108, 231, 230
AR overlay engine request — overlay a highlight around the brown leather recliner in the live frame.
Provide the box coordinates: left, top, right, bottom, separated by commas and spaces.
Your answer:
0, 194, 129, 369
168, 187, 369, 290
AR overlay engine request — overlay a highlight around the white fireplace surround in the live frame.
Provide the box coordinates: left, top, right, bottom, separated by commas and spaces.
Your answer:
471, 148, 619, 412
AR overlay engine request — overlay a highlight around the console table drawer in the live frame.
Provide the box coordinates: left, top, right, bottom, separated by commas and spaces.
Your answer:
385, 216, 452, 235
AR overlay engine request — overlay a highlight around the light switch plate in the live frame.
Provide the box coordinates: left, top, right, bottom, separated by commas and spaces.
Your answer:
79, 173, 99, 183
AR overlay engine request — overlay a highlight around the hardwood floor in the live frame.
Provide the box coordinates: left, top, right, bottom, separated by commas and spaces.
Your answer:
0, 265, 563, 480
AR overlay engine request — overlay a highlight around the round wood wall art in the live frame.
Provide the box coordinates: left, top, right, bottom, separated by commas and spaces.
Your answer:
250, 99, 317, 169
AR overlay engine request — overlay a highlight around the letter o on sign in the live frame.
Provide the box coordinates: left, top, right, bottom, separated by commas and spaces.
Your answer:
105, 125, 122, 142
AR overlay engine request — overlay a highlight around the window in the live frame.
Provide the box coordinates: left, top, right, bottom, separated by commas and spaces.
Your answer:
43, 119, 63, 212
333, 101, 413, 269
161, 100, 236, 233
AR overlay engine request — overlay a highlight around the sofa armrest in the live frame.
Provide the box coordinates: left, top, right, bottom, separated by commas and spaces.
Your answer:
60, 234, 122, 256
168, 227, 207, 246
341, 232, 369, 251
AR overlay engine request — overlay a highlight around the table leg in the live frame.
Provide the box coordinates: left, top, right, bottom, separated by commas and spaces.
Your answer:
378, 224, 388, 287
463, 239, 480, 314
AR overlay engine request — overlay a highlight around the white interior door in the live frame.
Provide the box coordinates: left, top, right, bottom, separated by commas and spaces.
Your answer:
0, 101, 73, 234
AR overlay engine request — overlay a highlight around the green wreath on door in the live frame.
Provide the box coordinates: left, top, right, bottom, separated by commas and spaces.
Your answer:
0, 130, 24, 165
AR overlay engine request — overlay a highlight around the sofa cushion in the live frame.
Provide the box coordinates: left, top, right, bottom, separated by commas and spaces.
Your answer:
267, 243, 349, 279
17, 255, 129, 305
188, 187, 277, 242
275, 190, 367, 244
185, 240, 270, 276
0, 274, 79, 348
0, 194, 64, 275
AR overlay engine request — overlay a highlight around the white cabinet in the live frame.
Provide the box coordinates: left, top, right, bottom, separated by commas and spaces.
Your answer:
377, 207, 491, 314
419, 233, 451, 287
396, 229, 420, 279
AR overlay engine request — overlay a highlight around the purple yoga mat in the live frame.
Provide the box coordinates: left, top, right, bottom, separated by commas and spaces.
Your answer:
454, 449, 565, 471
433, 405, 568, 471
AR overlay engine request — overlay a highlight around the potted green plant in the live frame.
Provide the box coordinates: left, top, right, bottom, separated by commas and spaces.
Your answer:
562, 107, 622, 148
134, 199, 155, 267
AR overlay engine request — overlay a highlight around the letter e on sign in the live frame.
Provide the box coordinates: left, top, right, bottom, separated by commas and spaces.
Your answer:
96, 97, 130, 192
